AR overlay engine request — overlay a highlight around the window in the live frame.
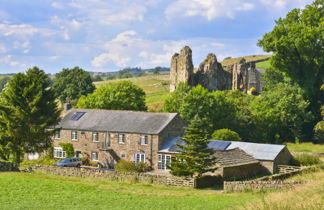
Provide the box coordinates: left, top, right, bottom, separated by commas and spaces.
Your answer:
91, 152, 99, 161
54, 130, 61, 139
140, 135, 148, 145
121, 152, 126, 159
53, 147, 66, 158
158, 154, 171, 170
134, 153, 145, 163
71, 131, 78, 141
92, 132, 99, 142
118, 134, 125, 144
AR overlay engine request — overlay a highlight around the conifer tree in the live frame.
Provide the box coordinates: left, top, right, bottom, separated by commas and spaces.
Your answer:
0, 67, 60, 164
170, 116, 216, 177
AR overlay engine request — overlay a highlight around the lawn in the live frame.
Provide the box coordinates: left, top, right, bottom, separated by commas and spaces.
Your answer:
286, 143, 324, 153
0, 172, 258, 210
255, 60, 271, 69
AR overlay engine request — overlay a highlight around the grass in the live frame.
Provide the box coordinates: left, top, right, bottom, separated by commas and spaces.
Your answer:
256, 60, 271, 69
0, 172, 259, 210
94, 73, 171, 111
241, 167, 324, 210
221, 55, 271, 67
286, 143, 324, 153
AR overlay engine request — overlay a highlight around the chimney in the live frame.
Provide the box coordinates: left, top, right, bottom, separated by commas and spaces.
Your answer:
64, 102, 72, 113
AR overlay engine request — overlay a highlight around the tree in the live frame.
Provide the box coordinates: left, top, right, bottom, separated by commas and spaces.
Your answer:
250, 83, 312, 143
212, 129, 242, 141
169, 116, 216, 177
0, 67, 60, 164
258, 1, 324, 135
52, 67, 95, 104
92, 74, 103, 82
76, 81, 147, 111
0, 76, 10, 92
163, 82, 191, 113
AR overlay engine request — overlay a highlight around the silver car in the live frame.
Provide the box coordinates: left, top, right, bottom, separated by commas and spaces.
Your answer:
54, 158, 82, 167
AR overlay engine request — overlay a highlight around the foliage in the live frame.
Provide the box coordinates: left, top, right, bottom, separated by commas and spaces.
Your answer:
80, 157, 90, 166
45, 146, 54, 159
92, 74, 103, 82
58, 143, 75, 158
0, 76, 10, 92
20, 157, 57, 167
313, 105, 324, 143
170, 116, 216, 177
163, 82, 190, 113
261, 67, 288, 90
250, 83, 312, 143
291, 154, 321, 166
52, 67, 95, 104
77, 80, 147, 111
115, 160, 149, 173
258, 1, 324, 136
0, 67, 60, 164
212, 129, 242, 141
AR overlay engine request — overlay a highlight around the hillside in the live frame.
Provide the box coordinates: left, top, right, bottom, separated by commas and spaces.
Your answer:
221, 54, 271, 66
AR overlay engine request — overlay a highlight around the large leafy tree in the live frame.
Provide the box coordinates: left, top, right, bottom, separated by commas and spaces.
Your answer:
250, 83, 312, 143
52, 67, 95, 104
76, 80, 147, 111
170, 116, 216, 177
0, 67, 60, 164
258, 0, 324, 125
0, 76, 10, 92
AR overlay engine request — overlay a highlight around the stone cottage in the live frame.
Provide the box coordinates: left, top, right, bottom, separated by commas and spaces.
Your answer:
52, 109, 185, 169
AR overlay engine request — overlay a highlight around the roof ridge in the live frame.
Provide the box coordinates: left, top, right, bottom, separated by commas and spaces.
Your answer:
71, 108, 177, 115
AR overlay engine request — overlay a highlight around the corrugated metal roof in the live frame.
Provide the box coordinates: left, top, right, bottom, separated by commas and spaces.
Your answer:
225, 141, 285, 161
57, 109, 178, 135
159, 138, 286, 161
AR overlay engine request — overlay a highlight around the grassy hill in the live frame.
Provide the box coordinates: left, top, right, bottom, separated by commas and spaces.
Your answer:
94, 73, 170, 111
221, 54, 271, 67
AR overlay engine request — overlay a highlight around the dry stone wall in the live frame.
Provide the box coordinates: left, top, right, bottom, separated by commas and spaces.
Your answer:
31, 165, 195, 187
224, 180, 304, 192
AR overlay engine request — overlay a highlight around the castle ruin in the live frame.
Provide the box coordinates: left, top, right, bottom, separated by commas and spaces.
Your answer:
170, 46, 263, 93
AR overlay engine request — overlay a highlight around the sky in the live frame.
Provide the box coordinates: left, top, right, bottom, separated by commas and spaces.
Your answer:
0, 0, 313, 74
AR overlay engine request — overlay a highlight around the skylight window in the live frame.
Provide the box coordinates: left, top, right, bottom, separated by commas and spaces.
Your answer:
70, 112, 86, 121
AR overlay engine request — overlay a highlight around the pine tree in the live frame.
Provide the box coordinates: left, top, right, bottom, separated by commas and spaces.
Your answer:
0, 67, 60, 164
169, 116, 216, 177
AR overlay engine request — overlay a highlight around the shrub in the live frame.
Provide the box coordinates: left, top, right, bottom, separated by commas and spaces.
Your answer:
115, 160, 149, 173
89, 161, 98, 167
291, 154, 321, 166
80, 157, 90, 165
58, 143, 75, 158
212, 129, 242, 141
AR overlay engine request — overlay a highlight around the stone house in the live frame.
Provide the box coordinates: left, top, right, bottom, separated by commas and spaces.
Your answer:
158, 138, 292, 176
52, 109, 185, 169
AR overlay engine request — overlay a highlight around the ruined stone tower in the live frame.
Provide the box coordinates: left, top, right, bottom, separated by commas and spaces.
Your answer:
169, 46, 194, 92
170, 46, 263, 93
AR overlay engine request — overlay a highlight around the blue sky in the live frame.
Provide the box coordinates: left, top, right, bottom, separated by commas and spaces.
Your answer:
0, 0, 313, 73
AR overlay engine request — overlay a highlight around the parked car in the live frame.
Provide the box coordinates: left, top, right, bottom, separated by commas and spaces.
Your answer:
53, 158, 82, 167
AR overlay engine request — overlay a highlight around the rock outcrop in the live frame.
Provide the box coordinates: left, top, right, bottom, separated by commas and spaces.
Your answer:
170, 46, 194, 92
170, 46, 263, 93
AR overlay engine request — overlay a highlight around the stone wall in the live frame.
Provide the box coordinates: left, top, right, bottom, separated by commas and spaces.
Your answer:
224, 180, 304, 192
31, 165, 195, 188
0, 162, 19, 172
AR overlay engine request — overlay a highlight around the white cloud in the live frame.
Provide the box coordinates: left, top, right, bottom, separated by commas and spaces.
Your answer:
0, 43, 6, 53
165, 0, 255, 20
91, 30, 233, 69
260, 0, 313, 10
0, 55, 25, 67
51, 16, 82, 40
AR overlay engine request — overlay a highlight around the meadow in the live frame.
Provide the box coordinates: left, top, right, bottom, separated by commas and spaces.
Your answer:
286, 143, 324, 153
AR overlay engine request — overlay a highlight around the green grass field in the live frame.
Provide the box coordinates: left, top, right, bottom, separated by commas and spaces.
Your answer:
286, 143, 324, 153
0, 172, 258, 210
255, 60, 271, 69
221, 55, 271, 67
94, 73, 171, 111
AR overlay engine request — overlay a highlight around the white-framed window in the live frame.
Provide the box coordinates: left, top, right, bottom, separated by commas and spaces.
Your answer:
71, 131, 78, 141
54, 130, 61, 139
158, 154, 171, 170
134, 153, 145, 163
121, 152, 126, 159
118, 134, 125, 144
53, 147, 66, 158
91, 152, 99, 161
140, 135, 148, 145
92, 132, 99, 142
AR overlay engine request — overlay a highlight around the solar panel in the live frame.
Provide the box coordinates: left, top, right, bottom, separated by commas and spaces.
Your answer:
70, 112, 86, 121
208, 140, 231, 151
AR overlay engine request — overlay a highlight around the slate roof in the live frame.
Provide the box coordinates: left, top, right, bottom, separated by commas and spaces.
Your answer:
56, 109, 178, 135
158, 138, 286, 161
212, 148, 259, 167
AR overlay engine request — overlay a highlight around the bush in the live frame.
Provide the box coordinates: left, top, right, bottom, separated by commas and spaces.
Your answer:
115, 160, 149, 173
80, 157, 90, 166
212, 129, 242, 141
89, 161, 98, 167
291, 154, 321, 166
58, 143, 74, 158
